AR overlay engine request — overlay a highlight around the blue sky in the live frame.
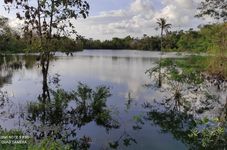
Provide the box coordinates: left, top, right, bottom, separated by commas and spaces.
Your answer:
87, 0, 134, 16
0, 0, 212, 40
87, 0, 163, 16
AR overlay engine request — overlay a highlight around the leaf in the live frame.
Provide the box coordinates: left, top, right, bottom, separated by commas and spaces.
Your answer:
109, 141, 119, 149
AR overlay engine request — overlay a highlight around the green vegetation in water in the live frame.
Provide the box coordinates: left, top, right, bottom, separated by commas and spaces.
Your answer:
146, 56, 208, 86
142, 101, 227, 149
0, 82, 120, 150
0, 129, 71, 150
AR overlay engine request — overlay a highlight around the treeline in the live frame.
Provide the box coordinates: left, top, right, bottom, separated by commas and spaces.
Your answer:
82, 23, 226, 52
0, 15, 226, 53
0, 16, 83, 53
82, 36, 161, 50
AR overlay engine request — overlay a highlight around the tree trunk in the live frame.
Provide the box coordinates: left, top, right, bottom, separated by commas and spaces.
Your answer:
158, 28, 164, 87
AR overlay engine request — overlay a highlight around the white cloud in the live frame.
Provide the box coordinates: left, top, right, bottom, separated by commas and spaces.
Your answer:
9, 19, 23, 29
130, 0, 154, 13
73, 0, 211, 40
3, 0, 213, 40
157, 0, 201, 26
74, 0, 157, 39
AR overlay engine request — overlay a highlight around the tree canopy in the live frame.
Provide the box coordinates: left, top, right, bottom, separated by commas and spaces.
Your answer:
196, 0, 227, 22
156, 18, 172, 35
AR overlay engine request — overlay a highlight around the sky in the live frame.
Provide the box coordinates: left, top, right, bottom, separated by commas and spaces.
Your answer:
0, 0, 213, 40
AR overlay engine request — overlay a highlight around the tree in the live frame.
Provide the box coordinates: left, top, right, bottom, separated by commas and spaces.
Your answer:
156, 18, 172, 51
3, 0, 90, 109
196, 0, 227, 22
156, 18, 171, 87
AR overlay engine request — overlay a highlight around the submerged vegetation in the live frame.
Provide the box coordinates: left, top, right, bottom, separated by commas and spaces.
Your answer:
0, 81, 120, 150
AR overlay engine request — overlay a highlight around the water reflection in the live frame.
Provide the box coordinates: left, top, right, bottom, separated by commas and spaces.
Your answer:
0, 55, 38, 88
141, 64, 227, 149
3, 51, 223, 149
17, 53, 122, 149
24, 82, 120, 149
142, 100, 227, 149
0, 51, 155, 149
1, 51, 154, 102
49, 55, 154, 99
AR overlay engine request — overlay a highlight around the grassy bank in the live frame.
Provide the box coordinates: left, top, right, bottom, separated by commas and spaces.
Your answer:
155, 55, 227, 84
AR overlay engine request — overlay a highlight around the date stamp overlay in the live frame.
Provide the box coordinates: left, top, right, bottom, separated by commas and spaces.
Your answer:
0, 135, 30, 149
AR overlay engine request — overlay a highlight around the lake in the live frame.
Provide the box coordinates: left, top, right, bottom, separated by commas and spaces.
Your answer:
0, 50, 220, 149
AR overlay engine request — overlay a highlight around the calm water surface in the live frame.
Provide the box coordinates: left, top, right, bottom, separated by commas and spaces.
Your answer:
0, 50, 187, 149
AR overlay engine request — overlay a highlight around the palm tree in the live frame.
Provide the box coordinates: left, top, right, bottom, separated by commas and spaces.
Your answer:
156, 18, 172, 51
156, 18, 171, 87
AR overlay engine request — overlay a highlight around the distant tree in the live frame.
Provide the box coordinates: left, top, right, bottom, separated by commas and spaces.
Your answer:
0, 16, 9, 29
196, 0, 227, 22
0, 16, 26, 52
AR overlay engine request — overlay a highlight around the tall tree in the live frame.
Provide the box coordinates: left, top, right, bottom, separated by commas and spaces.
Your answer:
156, 18, 172, 51
196, 0, 227, 22
156, 18, 171, 87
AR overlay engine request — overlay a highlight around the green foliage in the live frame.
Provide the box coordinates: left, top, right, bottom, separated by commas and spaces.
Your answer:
26, 36, 84, 52
176, 29, 205, 52
176, 24, 226, 52
82, 36, 161, 50
196, 0, 227, 22
81, 23, 226, 54
166, 56, 206, 84
3, 0, 89, 53
144, 99, 227, 149
0, 16, 83, 53
1, 16, 226, 55
188, 118, 226, 149
147, 56, 206, 86
108, 133, 136, 149
28, 138, 70, 150
26, 83, 119, 149
0, 16, 26, 53
204, 23, 227, 78
109, 141, 119, 149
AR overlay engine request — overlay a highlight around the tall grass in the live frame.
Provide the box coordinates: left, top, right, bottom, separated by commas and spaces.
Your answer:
206, 23, 227, 79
